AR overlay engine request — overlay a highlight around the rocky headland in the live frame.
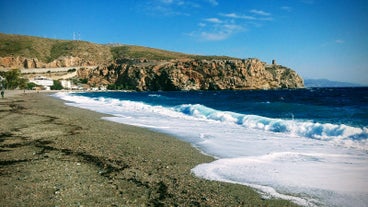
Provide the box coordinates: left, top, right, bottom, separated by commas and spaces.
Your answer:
80, 58, 304, 90
0, 33, 304, 90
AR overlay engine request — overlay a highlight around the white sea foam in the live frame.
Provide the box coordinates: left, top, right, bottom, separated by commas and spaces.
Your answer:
53, 92, 368, 207
174, 104, 368, 149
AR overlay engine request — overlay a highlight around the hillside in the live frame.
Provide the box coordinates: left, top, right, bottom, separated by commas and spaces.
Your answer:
0, 33, 112, 65
0, 33, 233, 68
0, 33, 304, 90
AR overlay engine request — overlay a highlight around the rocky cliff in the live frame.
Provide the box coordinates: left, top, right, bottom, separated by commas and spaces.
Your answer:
78, 58, 304, 91
0, 56, 96, 69
0, 33, 304, 90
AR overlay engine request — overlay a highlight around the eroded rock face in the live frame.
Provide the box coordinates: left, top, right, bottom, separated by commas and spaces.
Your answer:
0, 56, 95, 69
0, 56, 25, 68
1, 55, 304, 90
79, 58, 304, 91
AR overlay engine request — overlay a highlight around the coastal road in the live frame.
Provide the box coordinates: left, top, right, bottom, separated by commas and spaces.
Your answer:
19, 66, 97, 74
0, 66, 97, 73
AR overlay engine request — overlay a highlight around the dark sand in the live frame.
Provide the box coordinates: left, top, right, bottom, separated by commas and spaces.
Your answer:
0, 90, 298, 206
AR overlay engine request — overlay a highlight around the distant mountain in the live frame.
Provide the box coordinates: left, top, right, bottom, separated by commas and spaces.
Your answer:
304, 79, 362, 88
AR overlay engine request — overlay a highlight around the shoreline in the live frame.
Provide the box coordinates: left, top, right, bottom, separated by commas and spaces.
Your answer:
0, 90, 298, 206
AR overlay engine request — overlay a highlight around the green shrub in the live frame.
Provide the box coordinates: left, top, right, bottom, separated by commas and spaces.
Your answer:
26, 82, 38, 90
50, 80, 63, 90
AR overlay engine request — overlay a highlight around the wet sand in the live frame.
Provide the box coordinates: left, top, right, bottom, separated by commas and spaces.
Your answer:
0, 90, 298, 206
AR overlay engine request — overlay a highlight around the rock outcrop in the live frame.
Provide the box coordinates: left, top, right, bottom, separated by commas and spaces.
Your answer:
0, 34, 304, 91
1, 55, 304, 90
78, 58, 304, 91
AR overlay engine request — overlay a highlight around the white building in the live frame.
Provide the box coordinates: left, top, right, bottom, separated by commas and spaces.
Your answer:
30, 76, 54, 90
60, 80, 72, 89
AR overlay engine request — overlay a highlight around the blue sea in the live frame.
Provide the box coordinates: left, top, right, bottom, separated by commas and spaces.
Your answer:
54, 87, 368, 207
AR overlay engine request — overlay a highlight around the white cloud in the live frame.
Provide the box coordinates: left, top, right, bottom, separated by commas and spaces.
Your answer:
200, 32, 229, 41
223, 24, 243, 31
204, 17, 223, 23
201, 23, 244, 41
335, 39, 345, 44
144, 0, 200, 16
250, 9, 271, 16
189, 19, 245, 41
205, 0, 218, 6
198, 22, 206, 27
221, 13, 256, 20
188, 8, 275, 41
184, 4, 275, 41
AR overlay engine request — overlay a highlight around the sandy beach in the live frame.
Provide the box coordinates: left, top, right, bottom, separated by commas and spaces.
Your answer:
0, 90, 298, 206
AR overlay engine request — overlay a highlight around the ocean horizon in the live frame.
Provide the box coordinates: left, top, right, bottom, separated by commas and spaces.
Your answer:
54, 87, 368, 207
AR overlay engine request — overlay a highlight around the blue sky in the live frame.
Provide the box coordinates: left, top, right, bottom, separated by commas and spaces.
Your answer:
1, 0, 367, 85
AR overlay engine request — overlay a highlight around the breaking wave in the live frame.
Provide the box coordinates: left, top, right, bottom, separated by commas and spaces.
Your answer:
174, 104, 368, 149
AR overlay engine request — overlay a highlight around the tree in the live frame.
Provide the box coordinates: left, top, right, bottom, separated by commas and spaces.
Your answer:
18, 77, 28, 89
0, 69, 27, 89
